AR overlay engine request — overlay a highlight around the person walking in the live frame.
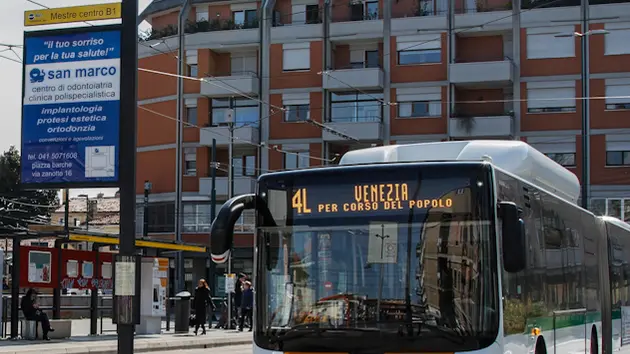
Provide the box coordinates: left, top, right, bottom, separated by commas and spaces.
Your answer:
239, 280, 253, 332
21, 288, 54, 340
193, 279, 211, 335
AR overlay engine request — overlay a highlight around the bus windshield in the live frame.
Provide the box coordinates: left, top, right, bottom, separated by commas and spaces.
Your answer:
256, 163, 499, 353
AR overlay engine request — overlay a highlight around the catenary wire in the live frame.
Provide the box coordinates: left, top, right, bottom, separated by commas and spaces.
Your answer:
138, 105, 334, 163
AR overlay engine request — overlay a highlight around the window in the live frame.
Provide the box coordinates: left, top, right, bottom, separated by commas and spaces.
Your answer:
365, 1, 378, 19
211, 98, 259, 127
544, 153, 576, 167
396, 87, 442, 119
530, 136, 576, 168
606, 151, 630, 166
526, 81, 576, 113
183, 203, 212, 233
398, 101, 441, 118
526, 26, 575, 59
284, 105, 310, 122
292, 4, 306, 24
605, 78, 630, 110
397, 34, 441, 65
185, 106, 198, 125
282, 43, 310, 71
233, 9, 258, 28
366, 50, 379, 68
284, 151, 310, 169
283, 93, 310, 121
606, 135, 630, 167
590, 198, 630, 223
232, 155, 256, 176
196, 9, 208, 22
331, 91, 383, 122
306, 4, 320, 23
349, 48, 379, 68
605, 22, 630, 56
187, 64, 198, 78
184, 148, 197, 176
231, 53, 257, 75
148, 202, 175, 233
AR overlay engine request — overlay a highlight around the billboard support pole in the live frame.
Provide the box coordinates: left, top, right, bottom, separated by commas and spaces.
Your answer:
117, 0, 139, 352
10, 235, 19, 339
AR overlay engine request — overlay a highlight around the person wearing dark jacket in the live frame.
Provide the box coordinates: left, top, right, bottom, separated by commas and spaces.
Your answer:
239, 281, 253, 332
21, 288, 54, 340
193, 279, 211, 335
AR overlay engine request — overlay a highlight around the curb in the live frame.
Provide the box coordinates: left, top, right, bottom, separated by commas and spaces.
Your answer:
4, 337, 252, 354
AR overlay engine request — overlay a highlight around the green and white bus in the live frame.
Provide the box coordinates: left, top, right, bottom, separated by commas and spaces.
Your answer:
210, 140, 630, 354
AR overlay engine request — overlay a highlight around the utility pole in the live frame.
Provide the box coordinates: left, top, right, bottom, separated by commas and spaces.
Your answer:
175, 0, 193, 293
227, 103, 235, 329
555, 26, 608, 211
209, 138, 217, 296
580, 0, 590, 211
118, 0, 139, 351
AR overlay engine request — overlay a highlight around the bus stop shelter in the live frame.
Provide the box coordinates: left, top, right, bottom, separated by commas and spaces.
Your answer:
11, 228, 208, 338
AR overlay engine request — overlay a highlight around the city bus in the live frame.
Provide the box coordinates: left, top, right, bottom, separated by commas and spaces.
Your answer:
209, 140, 630, 354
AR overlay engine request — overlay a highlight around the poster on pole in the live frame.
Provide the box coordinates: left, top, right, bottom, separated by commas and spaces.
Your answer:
21, 25, 121, 189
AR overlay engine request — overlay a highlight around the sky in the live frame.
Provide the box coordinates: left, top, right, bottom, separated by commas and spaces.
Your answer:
0, 0, 152, 199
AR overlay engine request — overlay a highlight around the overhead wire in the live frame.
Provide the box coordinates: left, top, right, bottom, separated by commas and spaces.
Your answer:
138, 105, 334, 164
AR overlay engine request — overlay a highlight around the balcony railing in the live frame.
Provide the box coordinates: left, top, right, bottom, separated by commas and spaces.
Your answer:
332, 3, 380, 23
272, 8, 323, 26
144, 18, 259, 41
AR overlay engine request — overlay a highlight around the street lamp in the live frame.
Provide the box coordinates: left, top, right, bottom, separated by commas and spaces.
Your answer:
554, 29, 608, 210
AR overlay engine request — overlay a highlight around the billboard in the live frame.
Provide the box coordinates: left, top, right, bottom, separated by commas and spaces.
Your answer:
21, 26, 121, 188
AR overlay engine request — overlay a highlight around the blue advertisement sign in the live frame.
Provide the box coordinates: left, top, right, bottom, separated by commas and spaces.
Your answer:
21, 29, 121, 187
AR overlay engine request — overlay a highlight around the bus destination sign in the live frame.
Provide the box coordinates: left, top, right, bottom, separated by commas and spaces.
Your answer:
291, 182, 455, 217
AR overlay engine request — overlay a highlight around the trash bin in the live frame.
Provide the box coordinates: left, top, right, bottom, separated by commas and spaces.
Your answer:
174, 291, 192, 334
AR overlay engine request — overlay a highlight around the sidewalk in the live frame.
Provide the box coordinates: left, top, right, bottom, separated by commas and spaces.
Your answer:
0, 319, 252, 354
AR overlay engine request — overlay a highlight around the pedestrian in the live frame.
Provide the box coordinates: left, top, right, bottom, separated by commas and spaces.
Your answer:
239, 280, 253, 332
20, 288, 54, 340
193, 279, 211, 335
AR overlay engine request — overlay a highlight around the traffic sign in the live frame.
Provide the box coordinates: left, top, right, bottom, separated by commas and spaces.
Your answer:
25, 3, 121, 27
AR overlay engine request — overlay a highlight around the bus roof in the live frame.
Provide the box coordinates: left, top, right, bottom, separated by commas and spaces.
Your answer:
339, 140, 581, 205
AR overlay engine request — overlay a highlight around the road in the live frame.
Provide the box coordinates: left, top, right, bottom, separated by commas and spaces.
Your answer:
149, 344, 252, 354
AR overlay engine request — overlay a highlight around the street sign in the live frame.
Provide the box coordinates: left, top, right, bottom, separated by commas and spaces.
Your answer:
21, 26, 122, 189
24, 3, 122, 27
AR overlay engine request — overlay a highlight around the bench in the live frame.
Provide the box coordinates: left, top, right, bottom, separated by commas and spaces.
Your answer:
21, 319, 72, 340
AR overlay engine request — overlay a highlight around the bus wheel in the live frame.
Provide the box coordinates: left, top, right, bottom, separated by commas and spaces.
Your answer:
590, 328, 598, 354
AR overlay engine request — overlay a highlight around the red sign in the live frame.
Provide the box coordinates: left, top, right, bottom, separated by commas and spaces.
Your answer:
19, 246, 114, 290
324, 281, 332, 290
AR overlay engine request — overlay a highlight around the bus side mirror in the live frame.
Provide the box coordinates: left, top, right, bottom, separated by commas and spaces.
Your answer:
498, 201, 526, 273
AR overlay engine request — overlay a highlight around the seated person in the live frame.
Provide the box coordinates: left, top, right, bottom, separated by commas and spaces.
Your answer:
20, 288, 54, 340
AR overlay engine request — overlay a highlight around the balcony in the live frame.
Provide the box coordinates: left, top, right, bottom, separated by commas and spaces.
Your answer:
449, 59, 513, 87
199, 176, 256, 199
449, 115, 514, 138
323, 67, 384, 91
200, 124, 260, 146
201, 72, 258, 97
322, 120, 383, 142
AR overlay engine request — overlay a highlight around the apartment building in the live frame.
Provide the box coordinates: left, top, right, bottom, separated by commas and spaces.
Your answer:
136, 0, 630, 284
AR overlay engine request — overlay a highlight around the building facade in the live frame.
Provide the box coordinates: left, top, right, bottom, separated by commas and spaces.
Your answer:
136, 0, 630, 291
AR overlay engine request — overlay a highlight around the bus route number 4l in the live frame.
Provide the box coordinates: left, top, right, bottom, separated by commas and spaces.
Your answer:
292, 188, 312, 214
